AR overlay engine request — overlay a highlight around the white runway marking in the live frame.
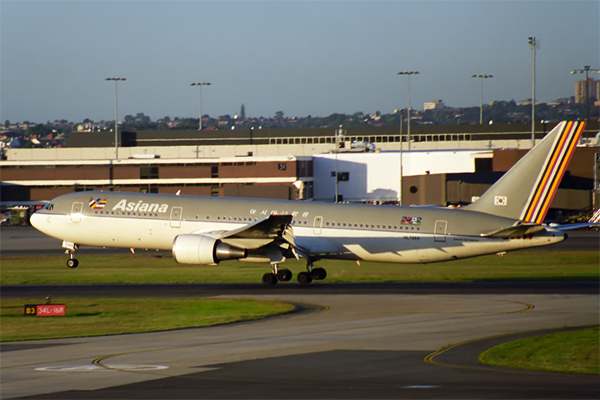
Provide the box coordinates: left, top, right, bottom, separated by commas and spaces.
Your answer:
35, 364, 169, 372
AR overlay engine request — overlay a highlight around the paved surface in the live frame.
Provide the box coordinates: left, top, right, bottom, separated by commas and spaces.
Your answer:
2, 281, 599, 299
2, 293, 598, 399
1, 226, 599, 399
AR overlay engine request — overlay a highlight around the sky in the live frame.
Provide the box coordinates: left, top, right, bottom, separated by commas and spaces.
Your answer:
1, 0, 599, 124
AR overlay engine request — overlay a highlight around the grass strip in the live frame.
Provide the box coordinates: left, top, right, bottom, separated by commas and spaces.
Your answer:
1, 251, 598, 285
478, 327, 600, 374
1, 298, 296, 342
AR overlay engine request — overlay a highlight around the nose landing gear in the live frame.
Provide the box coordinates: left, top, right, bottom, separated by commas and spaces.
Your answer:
62, 241, 79, 269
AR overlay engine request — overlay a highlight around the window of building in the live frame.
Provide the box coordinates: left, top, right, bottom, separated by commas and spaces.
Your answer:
140, 165, 159, 179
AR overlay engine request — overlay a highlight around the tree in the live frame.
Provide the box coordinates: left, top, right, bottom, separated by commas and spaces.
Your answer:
26, 124, 50, 137
274, 111, 284, 119
240, 104, 246, 120
135, 112, 150, 125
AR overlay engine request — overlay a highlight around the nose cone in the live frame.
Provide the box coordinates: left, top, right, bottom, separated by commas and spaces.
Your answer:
30, 211, 45, 232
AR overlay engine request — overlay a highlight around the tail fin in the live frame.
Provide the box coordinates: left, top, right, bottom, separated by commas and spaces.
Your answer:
465, 121, 586, 222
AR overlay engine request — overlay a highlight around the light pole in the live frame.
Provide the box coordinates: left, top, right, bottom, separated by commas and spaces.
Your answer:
397, 71, 419, 150
570, 66, 600, 122
528, 37, 539, 147
471, 74, 493, 124
334, 125, 344, 203
398, 109, 404, 206
191, 82, 211, 130
105, 77, 126, 159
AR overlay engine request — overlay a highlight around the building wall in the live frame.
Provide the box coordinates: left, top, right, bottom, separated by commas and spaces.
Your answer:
402, 174, 447, 206
312, 150, 492, 202
0, 157, 312, 202
575, 79, 600, 103
222, 184, 294, 200
493, 147, 598, 179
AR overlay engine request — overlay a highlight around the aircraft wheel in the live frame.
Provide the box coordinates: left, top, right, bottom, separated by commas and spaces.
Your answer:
66, 258, 79, 269
262, 272, 278, 286
311, 267, 327, 280
297, 271, 313, 284
277, 269, 292, 282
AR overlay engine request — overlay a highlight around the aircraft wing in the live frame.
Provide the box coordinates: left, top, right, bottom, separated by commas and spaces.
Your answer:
196, 214, 307, 261
222, 214, 293, 239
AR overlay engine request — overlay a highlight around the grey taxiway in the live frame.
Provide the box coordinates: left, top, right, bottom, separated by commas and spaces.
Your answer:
1, 227, 599, 399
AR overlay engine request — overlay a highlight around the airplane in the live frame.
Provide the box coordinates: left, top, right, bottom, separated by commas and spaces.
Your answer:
30, 121, 586, 285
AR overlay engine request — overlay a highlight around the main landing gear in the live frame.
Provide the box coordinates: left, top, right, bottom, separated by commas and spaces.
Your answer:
262, 264, 293, 286
261, 262, 327, 286
62, 241, 79, 269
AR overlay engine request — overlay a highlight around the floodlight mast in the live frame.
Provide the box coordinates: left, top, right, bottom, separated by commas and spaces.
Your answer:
471, 74, 493, 125
528, 37, 539, 147
397, 71, 419, 150
191, 82, 211, 130
105, 77, 126, 159
398, 108, 404, 206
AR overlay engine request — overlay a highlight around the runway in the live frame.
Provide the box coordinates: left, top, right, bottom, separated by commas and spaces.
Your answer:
1, 226, 599, 399
2, 292, 598, 399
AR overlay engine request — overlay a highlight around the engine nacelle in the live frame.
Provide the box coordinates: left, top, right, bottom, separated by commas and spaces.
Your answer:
172, 234, 247, 265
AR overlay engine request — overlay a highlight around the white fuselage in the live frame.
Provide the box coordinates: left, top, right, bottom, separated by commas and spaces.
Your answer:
30, 192, 565, 265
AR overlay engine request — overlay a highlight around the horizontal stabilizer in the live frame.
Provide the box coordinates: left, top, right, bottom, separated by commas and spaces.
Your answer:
548, 222, 600, 231
480, 223, 546, 238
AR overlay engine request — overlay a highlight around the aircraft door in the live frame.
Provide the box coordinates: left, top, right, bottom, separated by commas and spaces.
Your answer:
434, 220, 447, 242
313, 216, 323, 234
170, 207, 183, 228
70, 202, 83, 223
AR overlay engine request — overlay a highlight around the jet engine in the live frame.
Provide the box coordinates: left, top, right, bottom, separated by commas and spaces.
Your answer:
172, 234, 247, 265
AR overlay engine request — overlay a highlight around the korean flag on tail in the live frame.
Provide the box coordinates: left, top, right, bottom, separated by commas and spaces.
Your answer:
494, 196, 507, 206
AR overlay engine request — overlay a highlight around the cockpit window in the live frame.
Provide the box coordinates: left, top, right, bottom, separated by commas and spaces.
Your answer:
43, 203, 54, 211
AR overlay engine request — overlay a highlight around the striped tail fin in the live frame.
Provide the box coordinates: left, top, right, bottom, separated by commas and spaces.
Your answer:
465, 121, 586, 222
520, 121, 586, 223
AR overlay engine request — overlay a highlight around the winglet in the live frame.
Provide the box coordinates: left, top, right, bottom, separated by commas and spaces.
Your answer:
465, 121, 586, 222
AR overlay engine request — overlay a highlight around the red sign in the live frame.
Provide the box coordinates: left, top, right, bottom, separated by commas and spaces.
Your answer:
24, 304, 66, 316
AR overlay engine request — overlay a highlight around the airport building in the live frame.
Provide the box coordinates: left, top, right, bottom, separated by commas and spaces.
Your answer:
1, 156, 314, 202
1, 122, 599, 222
